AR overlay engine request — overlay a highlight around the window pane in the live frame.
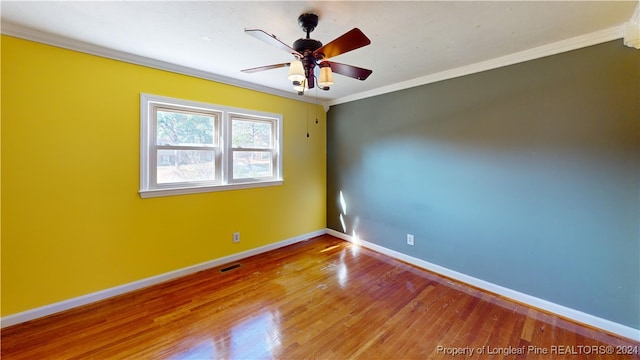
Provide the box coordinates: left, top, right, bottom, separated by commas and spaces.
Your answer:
157, 150, 215, 183
157, 110, 215, 146
232, 119, 272, 149
233, 151, 273, 179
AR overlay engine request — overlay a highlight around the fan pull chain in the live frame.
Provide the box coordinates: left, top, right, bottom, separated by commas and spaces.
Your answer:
315, 84, 319, 125
306, 102, 310, 138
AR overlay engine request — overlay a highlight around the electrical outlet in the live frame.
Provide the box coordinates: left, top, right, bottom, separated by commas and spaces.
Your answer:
233, 232, 240, 243
407, 234, 414, 246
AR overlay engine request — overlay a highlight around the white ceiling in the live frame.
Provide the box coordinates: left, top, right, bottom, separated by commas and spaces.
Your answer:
2, 1, 638, 106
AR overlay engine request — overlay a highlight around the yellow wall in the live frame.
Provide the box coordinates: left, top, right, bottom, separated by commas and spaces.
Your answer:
1, 35, 327, 316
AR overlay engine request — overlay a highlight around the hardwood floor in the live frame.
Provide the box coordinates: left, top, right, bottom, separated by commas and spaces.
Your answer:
2, 235, 638, 359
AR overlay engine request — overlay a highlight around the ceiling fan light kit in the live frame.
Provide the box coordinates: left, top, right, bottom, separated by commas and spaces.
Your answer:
242, 13, 372, 96
318, 66, 334, 88
288, 59, 305, 82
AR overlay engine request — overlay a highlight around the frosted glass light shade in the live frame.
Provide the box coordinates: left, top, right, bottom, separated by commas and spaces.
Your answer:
318, 66, 334, 87
288, 60, 305, 82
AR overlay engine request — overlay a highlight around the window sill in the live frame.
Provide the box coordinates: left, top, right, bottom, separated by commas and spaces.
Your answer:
139, 180, 283, 198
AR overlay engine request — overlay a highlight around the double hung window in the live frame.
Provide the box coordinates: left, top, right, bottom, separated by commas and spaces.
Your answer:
229, 114, 278, 181
140, 94, 282, 198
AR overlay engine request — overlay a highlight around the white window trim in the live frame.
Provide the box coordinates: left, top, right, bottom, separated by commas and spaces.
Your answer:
227, 113, 280, 185
140, 93, 283, 198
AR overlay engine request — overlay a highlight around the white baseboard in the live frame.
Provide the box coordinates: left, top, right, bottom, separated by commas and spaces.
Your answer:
1, 229, 326, 328
4, 228, 638, 341
326, 229, 640, 342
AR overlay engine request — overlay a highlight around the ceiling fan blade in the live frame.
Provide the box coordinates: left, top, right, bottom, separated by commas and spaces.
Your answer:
245, 29, 302, 57
313, 28, 371, 59
323, 61, 372, 81
241, 63, 289, 73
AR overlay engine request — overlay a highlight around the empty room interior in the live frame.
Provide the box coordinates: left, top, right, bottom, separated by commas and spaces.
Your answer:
1, 1, 640, 359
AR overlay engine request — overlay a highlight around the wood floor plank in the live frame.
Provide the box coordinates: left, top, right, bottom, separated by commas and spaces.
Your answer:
2, 235, 638, 359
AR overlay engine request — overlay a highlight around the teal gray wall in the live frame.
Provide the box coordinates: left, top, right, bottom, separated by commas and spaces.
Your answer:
326, 40, 640, 329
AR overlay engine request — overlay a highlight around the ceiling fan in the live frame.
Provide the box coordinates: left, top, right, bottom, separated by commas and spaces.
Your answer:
241, 13, 373, 95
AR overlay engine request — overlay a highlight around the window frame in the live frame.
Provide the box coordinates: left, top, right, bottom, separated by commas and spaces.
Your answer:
152, 104, 222, 188
228, 113, 279, 184
140, 94, 283, 198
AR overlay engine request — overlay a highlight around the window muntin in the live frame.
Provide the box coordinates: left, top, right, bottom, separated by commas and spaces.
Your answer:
140, 94, 282, 198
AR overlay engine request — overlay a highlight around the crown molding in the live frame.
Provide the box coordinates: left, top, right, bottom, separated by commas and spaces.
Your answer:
0, 22, 326, 107
328, 25, 625, 107
624, 22, 640, 49
631, 0, 640, 24
625, 1, 640, 49
0, 22, 626, 109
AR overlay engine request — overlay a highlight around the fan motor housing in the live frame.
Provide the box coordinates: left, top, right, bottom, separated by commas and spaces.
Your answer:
293, 38, 322, 53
